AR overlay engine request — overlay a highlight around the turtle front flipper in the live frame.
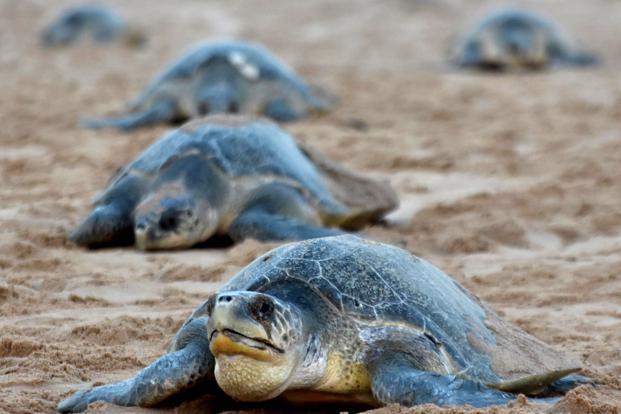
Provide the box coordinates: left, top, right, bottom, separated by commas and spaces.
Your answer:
82, 99, 177, 131
550, 47, 599, 67
370, 354, 514, 407
69, 203, 133, 246
228, 182, 344, 242
306, 84, 338, 115
229, 210, 344, 242
71, 170, 151, 247
57, 318, 215, 413
455, 40, 484, 68
263, 99, 306, 122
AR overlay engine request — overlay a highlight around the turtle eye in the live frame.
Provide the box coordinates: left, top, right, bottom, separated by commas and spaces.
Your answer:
228, 101, 239, 113
251, 296, 274, 320
158, 210, 179, 231
198, 102, 210, 115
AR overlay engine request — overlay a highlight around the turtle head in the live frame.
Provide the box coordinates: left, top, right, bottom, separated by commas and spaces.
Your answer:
482, 19, 548, 68
133, 195, 218, 250
206, 291, 306, 401
42, 12, 83, 46
194, 56, 249, 116
195, 82, 241, 116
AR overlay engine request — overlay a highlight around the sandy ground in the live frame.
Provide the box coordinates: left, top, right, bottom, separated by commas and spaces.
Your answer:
1, 0, 621, 413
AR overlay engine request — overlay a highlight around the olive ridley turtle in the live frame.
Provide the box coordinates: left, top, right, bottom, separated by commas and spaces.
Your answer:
58, 235, 587, 412
84, 41, 335, 130
455, 9, 598, 70
70, 116, 397, 249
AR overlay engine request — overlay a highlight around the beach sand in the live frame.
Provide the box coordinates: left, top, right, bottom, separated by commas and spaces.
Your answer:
1, 0, 620, 413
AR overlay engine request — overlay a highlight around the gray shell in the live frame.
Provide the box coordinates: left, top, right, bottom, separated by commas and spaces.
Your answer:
456, 8, 598, 68
129, 41, 318, 111
41, 5, 127, 46
467, 9, 563, 38
97, 119, 345, 213
218, 235, 578, 385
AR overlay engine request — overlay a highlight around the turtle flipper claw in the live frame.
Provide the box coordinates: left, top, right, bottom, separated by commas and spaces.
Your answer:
57, 378, 137, 413
57, 379, 135, 413
57, 389, 97, 413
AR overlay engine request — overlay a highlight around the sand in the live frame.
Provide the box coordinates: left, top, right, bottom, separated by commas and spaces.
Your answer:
1, 0, 620, 413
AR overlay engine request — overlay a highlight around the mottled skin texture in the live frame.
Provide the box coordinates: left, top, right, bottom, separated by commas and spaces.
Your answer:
456, 9, 598, 70
58, 236, 585, 413
70, 117, 395, 250
41, 5, 142, 47
84, 41, 334, 130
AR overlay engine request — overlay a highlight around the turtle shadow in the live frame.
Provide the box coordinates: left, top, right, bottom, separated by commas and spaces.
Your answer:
154, 388, 371, 414
80, 233, 235, 251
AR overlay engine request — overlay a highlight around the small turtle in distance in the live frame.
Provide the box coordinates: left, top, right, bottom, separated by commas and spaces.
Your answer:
69, 116, 397, 250
41, 5, 145, 47
84, 41, 335, 130
455, 9, 598, 70
58, 235, 588, 412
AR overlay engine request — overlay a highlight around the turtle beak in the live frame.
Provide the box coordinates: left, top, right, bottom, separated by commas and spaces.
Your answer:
209, 294, 269, 342
208, 293, 285, 361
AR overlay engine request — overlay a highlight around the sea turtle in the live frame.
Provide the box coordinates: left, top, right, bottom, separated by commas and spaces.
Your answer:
69, 116, 396, 250
57, 235, 587, 412
455, 9, 598, 70
83, 41, 335, 130
41, 5, 144, 47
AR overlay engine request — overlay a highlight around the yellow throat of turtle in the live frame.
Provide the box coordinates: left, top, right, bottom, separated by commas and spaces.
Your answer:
211, 331, 296, 401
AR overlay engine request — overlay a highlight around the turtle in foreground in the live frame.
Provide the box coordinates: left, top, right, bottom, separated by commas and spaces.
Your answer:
455, 9, 598, 70
69, 116, 396, 250
41, 5, 144, 47
83, 41, 335, 130
58, 235, 588, 412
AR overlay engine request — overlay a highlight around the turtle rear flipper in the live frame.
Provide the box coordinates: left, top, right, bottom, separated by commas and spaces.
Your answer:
298, 144, 398, 229
82, 99, 176, 131
475, 309, 585, 396
545, 374, 591, 394
69, 204, 133, 247
57, 318, 215, 413
229, 182, 344, 242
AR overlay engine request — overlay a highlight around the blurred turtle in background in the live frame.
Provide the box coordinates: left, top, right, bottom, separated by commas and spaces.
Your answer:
58, 235, 588, 412
83, 41, 336, 130
455, 9, 598, 71
69, 116, 397, 250
41, 5, 145, 47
